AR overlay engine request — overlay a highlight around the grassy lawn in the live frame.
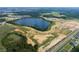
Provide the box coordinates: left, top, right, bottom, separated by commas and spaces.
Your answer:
61, 43, 73, 51
64, 44, 72, 50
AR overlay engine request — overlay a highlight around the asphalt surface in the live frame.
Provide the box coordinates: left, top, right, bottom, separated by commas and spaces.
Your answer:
46, 29, 79, 52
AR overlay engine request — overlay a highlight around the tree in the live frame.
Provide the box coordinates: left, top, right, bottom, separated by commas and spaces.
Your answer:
1, 32, 38, 52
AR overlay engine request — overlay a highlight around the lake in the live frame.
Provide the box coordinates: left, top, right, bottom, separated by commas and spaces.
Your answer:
14, 18, 50, 31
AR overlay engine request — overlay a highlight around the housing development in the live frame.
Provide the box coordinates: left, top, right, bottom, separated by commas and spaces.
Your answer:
0, 7, 79, 52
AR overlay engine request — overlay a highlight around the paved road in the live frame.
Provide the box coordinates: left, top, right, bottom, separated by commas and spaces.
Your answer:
46, 29, 79, 52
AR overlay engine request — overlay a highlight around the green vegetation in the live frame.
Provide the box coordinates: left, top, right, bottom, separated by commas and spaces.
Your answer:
0, 24, 16, 51
63, 44, 72, 50
0, 18, 6, 22
1, 32, 38, 52
42, 12, 66, 19
31, 38, 38, 45
71, 45, 79, 52
0, 10, 78, 52
0, 23, 39, 52
47, 21, 55, 31
59, 43, 73, 52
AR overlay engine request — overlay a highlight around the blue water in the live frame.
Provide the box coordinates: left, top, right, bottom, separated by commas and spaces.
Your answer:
14, 18, 50, 31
